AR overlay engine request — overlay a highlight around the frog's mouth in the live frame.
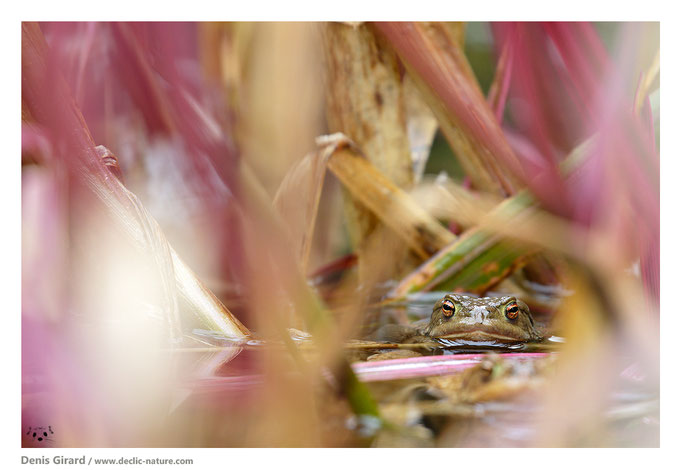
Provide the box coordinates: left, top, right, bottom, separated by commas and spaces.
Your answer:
435, 329, 528, 343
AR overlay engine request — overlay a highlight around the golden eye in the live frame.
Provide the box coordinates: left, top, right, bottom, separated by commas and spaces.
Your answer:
505, 302, 519, 320
442, 299, 456, 317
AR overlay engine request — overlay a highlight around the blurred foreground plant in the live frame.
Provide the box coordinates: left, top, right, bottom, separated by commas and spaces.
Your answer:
22, 21, 659, 448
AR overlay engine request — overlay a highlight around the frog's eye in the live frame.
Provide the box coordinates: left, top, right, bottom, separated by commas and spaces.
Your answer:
505, 302, 519, 320
441, 299, 456, 317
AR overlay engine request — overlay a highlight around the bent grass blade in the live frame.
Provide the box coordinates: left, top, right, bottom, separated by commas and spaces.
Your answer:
387, 138, 597, 300
321, 134, 455, 260
388, 190, 536, 298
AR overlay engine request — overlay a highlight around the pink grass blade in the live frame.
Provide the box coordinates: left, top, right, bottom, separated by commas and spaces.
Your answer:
486, 31, 514, 123
352, 353, 551, 382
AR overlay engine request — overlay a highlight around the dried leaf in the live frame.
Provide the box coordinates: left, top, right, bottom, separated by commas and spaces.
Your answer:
323, 22, 415, 281
373, 22, 523, 196
273, 148, 330, 273
321, 134, 455, 260
404, 76, 439, 181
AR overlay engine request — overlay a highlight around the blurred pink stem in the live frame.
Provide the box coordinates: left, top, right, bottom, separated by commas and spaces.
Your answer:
353, 353, 551, 382
487, 34, 514, 123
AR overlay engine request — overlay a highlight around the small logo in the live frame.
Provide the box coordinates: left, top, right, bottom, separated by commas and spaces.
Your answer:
25, 426, 54, 445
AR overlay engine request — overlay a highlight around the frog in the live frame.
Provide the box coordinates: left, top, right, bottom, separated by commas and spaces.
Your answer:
371, 294, 542, 348
423, 294, 542, 343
